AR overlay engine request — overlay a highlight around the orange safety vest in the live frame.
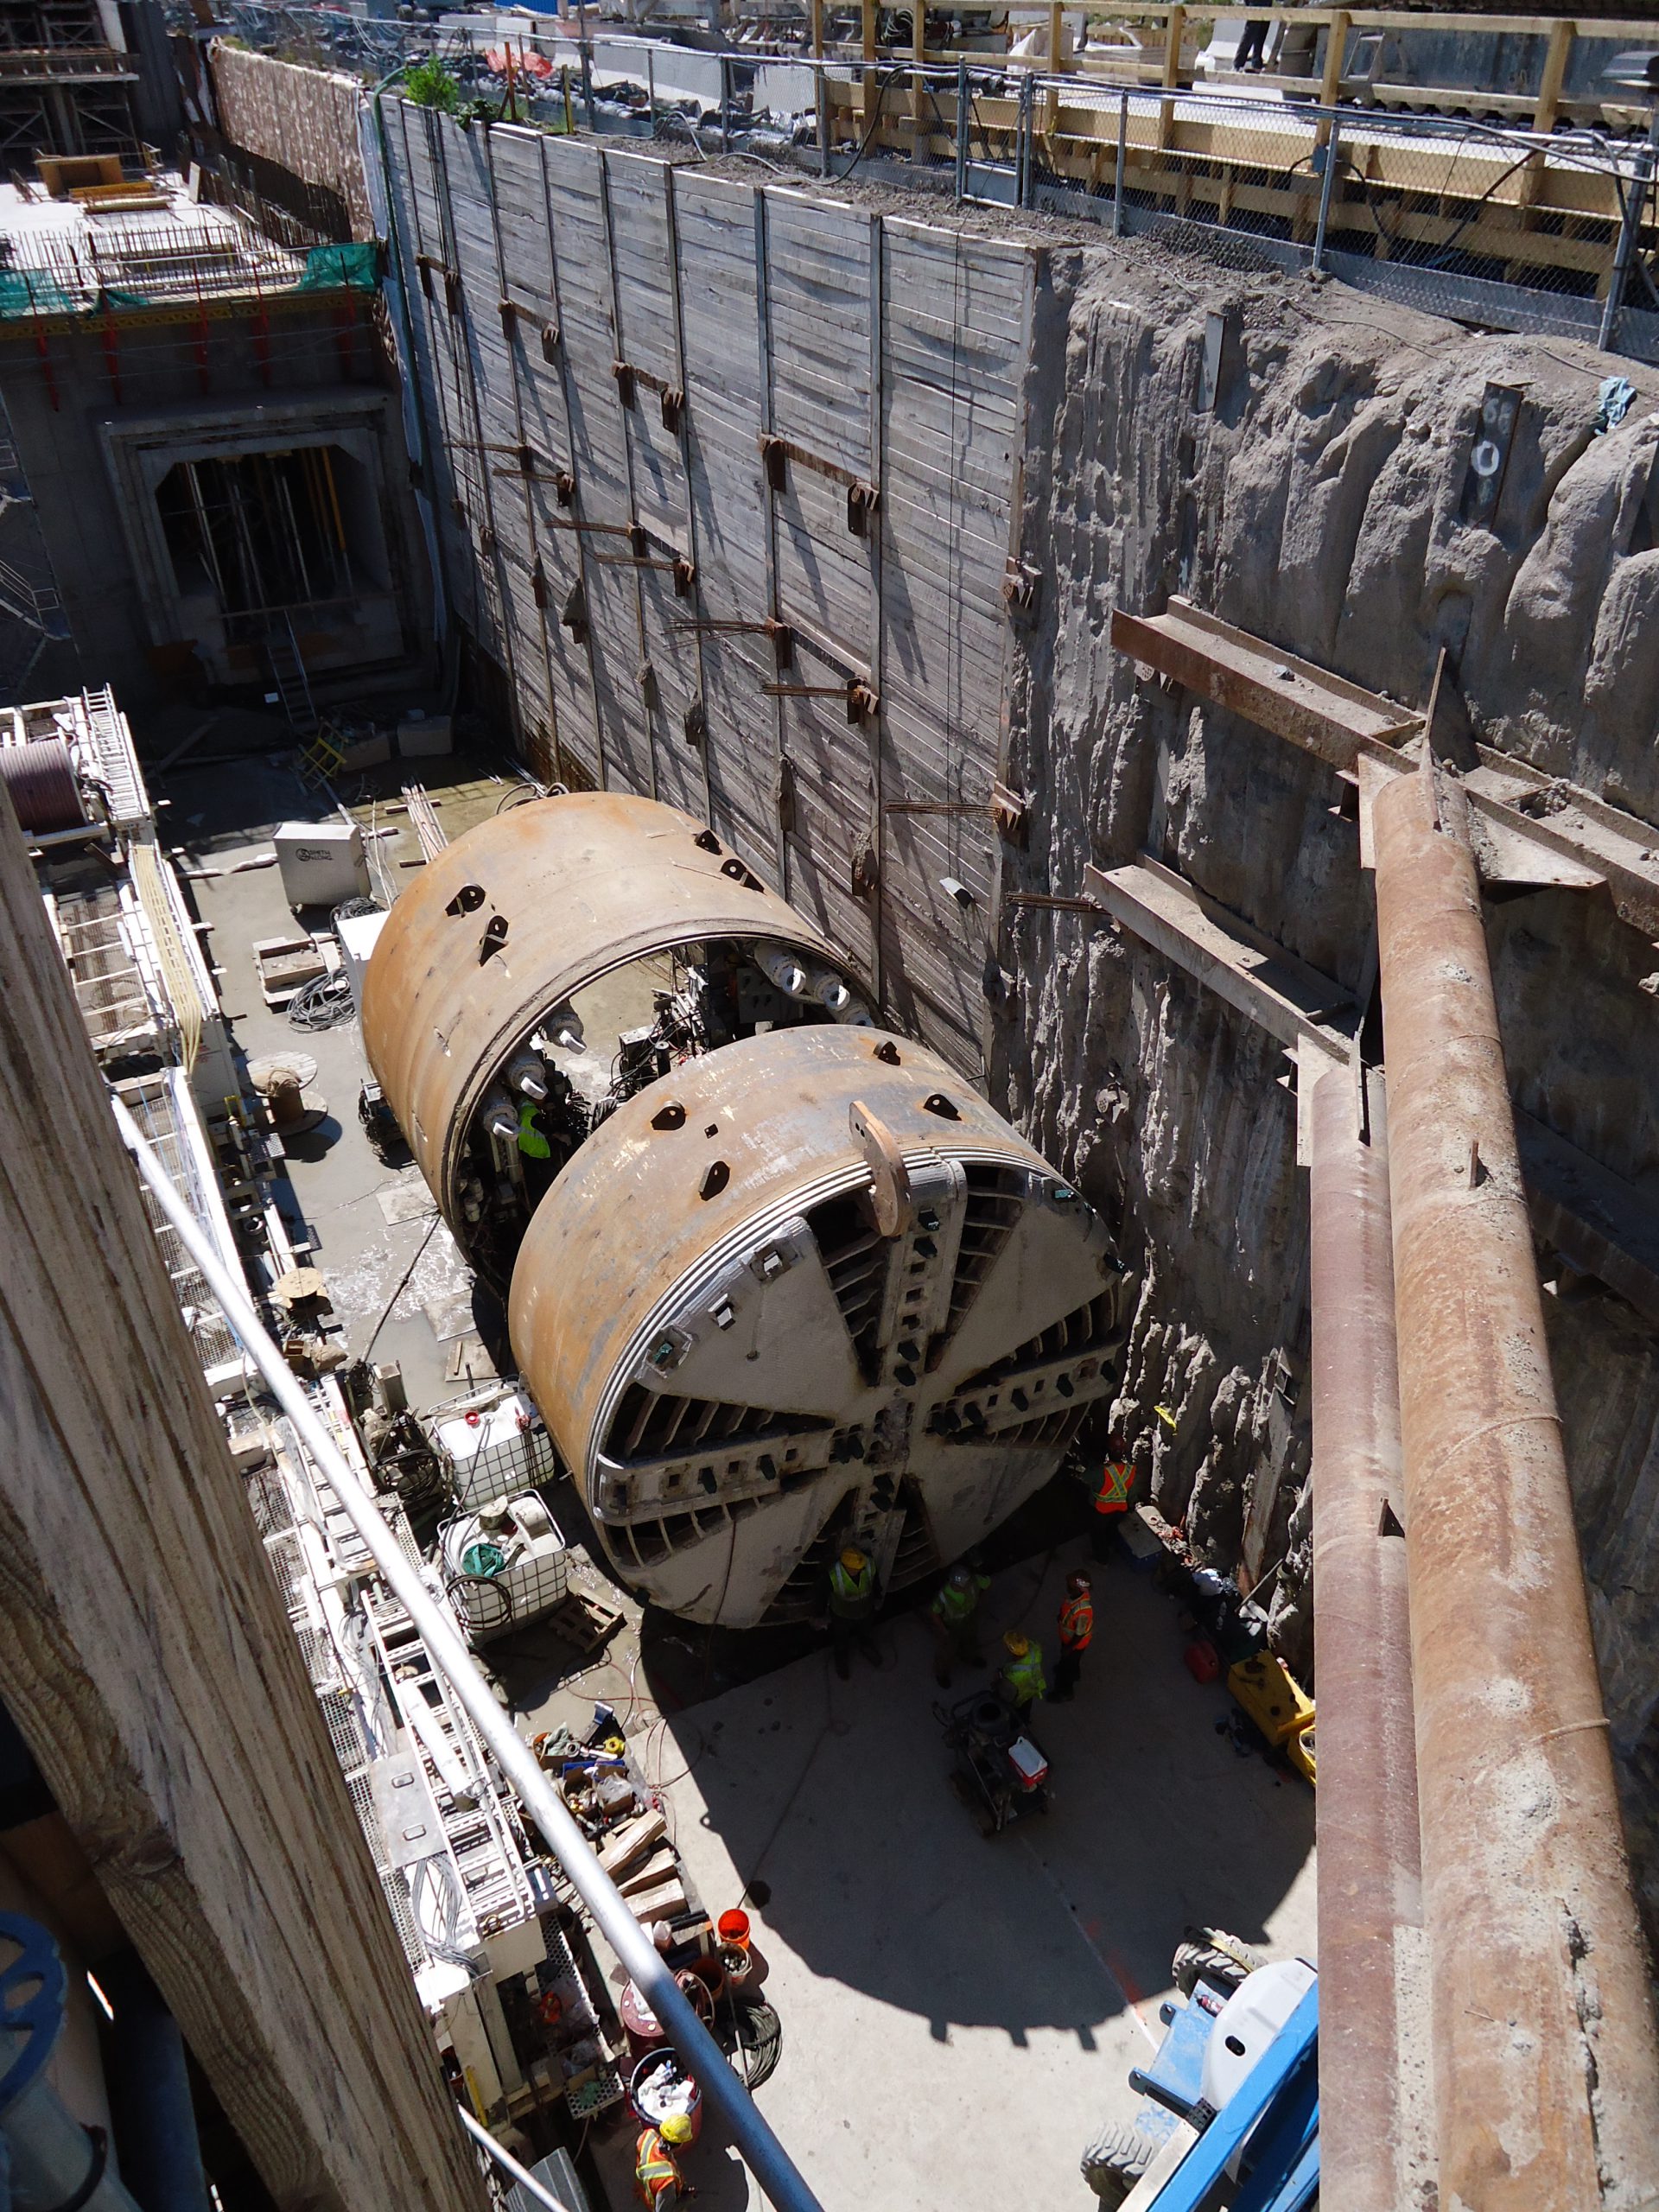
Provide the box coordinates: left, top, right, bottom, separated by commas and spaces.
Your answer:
1059, 1593, 1094, 1649
636, 2127, 679, 2205
1093, 1459, 1134, 1515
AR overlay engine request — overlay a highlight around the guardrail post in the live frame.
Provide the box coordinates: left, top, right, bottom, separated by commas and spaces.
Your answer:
955, 58, 969, 201
817, 60, 830, 177
1113, 86, 1128, 235
720, 53, 731, 153
1313, 112, 1341, 272
645, 44, 655, 135
1017, 70, 1033, 208
1600, 118, 1657, 350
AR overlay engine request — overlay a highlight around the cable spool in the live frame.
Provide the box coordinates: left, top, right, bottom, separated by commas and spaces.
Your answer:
0, 738, 84, 835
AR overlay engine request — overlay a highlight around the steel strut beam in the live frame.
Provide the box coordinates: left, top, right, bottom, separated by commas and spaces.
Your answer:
1371, 754, 1659, 2209
1306, 1060, 1431, 2211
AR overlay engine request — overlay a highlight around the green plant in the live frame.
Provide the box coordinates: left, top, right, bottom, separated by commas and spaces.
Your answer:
404, 58, 461, 112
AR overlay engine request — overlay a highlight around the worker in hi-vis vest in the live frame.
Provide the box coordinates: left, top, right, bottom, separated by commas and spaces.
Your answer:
1000, 1629, 1046, 1714
636, 2111, 694, 2205
1089, 1432, 1136, 1560
827, 1543, 880, 1680
929, 1561, 990, 1688
1051, 1568, 1094, 1702
516, 1097, 551, 1159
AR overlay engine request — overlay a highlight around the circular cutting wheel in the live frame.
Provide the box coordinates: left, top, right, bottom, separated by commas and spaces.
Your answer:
510, 1026, 1128, 1629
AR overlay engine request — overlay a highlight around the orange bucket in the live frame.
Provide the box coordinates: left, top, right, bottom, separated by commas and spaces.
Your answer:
716, 1908, 751, 1951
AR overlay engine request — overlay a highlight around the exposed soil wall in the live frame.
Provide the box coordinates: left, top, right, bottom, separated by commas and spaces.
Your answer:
998, 242, 1659, 1948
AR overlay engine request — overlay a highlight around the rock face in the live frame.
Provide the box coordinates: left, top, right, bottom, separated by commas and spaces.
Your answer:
997, 239, 1659, 1950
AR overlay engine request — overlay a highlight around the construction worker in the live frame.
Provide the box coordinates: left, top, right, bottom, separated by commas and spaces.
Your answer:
827, 1544, 880, 1680
1088, 1433, 1136, 1561
635, 2111, 695, 2205
1050, 1568, 1093, 1701
929, 1562, 990, 1687
1000, 1628, 1046, 1716
516, 1096, 552, 1160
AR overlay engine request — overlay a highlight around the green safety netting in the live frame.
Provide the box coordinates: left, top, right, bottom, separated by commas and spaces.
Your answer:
297, 242, 380, 292
0, 269, 79, 317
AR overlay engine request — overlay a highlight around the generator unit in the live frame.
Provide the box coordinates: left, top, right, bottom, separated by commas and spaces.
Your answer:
363, 793, 1129, 1630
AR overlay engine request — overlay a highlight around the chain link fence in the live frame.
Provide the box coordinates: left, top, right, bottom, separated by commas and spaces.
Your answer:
173, 1, 1659, 361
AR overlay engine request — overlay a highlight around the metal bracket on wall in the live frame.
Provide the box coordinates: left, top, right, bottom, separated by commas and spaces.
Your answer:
1115, 596, 1659, 939
1003, 563, 1040, 619
676, 617, 793, 670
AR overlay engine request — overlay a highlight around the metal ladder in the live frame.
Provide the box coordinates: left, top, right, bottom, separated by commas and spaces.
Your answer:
265, 613, 319, 741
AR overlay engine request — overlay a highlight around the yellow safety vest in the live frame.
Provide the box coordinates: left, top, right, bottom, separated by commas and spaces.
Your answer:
1003, 1642, 1046, 1704
829, 1557, 872, 1611
517, 1100, 551, 1159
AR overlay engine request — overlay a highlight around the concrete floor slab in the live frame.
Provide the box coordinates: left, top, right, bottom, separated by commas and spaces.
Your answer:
538, 1546, 1317, 2212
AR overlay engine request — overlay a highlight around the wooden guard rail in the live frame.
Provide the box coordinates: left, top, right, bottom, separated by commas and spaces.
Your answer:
813, 7, 1659, 135
818, 65, 1650, 293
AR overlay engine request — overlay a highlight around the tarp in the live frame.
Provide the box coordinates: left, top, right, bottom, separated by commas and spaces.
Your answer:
297, 241, 380, 292
0, 269, 79, 318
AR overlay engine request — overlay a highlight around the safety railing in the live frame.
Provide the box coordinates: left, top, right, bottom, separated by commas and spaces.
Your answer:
548, 48, 1659, 359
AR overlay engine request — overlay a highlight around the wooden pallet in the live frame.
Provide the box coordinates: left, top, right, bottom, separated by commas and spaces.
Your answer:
546, 1586, 624, 1655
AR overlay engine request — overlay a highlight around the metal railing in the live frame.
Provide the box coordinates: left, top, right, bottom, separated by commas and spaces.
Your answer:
549, 50, 1659, 359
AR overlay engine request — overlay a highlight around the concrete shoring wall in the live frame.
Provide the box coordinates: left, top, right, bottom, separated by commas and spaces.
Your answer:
379, 107, 1028, 1071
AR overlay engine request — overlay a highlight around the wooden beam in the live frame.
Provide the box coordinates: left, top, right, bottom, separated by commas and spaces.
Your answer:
1157, 0, 1185, 149
1112, 596, 1421, 768
810, 0, 823, 60
0, 785, 486, 2212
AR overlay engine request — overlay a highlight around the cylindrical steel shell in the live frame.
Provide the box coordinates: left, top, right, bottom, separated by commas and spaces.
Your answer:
1373, 760, 1659, 2209
360, 792, 849, 1239
509, 1025, 1125, 1627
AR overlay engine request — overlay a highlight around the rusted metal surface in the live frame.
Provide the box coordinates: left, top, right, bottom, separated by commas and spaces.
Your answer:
0, 736, 83, 833
1111, 598, 1421, 769
1372, 758, 1659, 2210
509, 1024, 1127, 1628
1306, 1060, 1433, 2212
360, 791, 849, 1234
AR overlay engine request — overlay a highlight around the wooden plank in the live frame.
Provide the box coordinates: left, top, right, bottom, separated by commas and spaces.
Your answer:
596, 1806, 667, 1874
0, 785, 486, 2212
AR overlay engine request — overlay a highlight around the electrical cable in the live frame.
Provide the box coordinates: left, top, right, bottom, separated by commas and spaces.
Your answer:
362, 1211, 442, 1363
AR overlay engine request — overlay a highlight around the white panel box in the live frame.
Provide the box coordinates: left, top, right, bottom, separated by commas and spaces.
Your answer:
337, 906, 390, 1009
274, 820, 370, 910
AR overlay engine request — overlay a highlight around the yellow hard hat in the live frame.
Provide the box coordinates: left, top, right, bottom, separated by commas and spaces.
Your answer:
1004, 1629, 1029, 1657
660, 2113, 694, 2146
840, 1546, 867, 1573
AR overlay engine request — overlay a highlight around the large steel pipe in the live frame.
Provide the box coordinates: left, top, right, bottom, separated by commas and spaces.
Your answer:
1306, 1061, 1430, 2212
1372, 758, 1659, 2209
